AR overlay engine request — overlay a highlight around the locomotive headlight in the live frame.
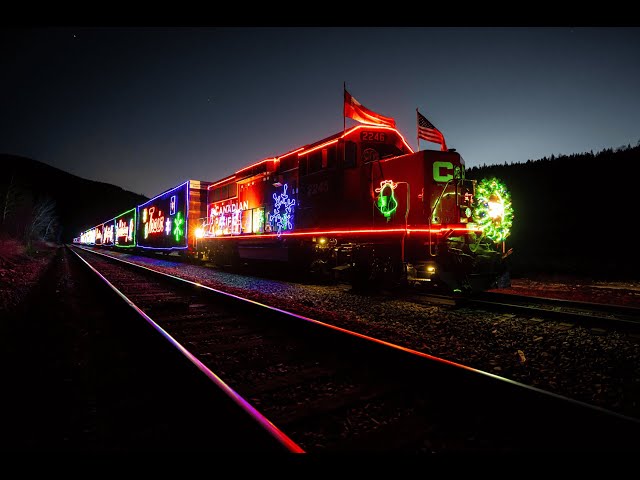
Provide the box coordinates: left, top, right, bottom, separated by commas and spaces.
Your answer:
487, 193, 504, 221
472, 177, 514, 243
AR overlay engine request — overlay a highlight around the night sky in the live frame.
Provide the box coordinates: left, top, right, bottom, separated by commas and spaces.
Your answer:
2, 27, 639, 198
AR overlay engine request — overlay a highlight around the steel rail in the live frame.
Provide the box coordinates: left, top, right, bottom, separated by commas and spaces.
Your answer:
69, 245, 304, 453
72, 245, 640, 425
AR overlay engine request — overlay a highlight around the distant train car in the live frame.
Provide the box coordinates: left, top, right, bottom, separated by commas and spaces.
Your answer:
80, 226, 96, 245
196, 124, 511, 292
94, 223, 103, 246
102, 219, 115, 247
76, 180, 210, 254
114, 208, 136, 248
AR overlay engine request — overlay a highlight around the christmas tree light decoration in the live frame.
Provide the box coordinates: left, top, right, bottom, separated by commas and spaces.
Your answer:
375, 180, 399, 220
270, 184, 296, 235
472, 177, 514, 243
173, 211, 184, 241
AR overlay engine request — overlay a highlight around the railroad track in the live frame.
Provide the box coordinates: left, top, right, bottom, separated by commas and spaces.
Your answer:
463, 291, 640, 332
70, 245, 640, 452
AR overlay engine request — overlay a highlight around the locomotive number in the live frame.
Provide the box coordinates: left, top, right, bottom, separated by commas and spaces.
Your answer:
360, 131, 386, 142
306, 180, 329, 197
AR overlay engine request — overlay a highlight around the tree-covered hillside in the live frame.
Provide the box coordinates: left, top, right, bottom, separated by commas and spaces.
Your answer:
0, 155, 148, 245
466, 143, 640, 278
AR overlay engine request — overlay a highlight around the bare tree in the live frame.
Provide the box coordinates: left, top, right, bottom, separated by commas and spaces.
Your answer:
1, 173, 20, 227
43, 216, 59, 241
24, 196, 58, 249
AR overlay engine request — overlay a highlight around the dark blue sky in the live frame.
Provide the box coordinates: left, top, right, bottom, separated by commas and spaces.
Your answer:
2, 27, 639, 197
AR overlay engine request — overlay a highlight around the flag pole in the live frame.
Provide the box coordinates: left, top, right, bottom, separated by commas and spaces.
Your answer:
343, 82, 346, 134
343, 81, 346, 163
416, 108, 420, 152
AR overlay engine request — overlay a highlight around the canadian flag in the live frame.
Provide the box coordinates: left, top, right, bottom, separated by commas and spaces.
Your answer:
344, 89, 396, 128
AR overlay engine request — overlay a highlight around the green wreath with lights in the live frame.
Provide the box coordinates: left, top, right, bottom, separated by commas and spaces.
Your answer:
472, 177, 514, 243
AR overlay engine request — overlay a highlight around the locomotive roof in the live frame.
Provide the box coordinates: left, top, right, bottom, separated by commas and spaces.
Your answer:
209, 125, 414, 188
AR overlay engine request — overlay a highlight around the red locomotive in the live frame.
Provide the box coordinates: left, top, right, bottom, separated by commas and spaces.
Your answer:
76, 115, 513, 293
197, 124, 511, 292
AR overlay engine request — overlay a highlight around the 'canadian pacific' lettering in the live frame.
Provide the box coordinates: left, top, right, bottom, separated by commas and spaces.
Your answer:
209, 200, 249, 219
433, 161, 454, 182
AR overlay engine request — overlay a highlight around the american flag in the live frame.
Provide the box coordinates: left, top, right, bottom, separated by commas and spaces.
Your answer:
417, 110, 447, 151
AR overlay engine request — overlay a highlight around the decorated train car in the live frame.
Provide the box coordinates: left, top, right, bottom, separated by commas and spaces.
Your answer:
76, 180, 211, 255
76, 209, 136, 248
114, 208, 136, 248
136, 180, 211, 252
196, 124, 512, 292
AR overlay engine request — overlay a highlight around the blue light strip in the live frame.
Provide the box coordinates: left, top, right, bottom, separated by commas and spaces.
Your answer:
186, 182, 190, 247
137, 180, 190, 208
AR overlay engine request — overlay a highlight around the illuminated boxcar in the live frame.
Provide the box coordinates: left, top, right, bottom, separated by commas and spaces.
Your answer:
94, 223, 104, 246
79, 228, 94, 245
197, 124, 510, 292
102, 219, 115, 247
136, 180, 211, 252
114, 208, 136, 248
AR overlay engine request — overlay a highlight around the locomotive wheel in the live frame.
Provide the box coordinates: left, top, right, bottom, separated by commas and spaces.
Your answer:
379, 257, 403, 291
351, 256, 401, 293
351, 261, 377, 292
309, 259, 332, 284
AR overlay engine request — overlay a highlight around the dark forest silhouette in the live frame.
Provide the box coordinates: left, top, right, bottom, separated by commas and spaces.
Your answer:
0, 155, 147, 248
467, 141, 640, 279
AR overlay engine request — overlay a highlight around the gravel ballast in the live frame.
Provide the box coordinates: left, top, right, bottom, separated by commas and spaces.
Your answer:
94, 248, 640, 421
